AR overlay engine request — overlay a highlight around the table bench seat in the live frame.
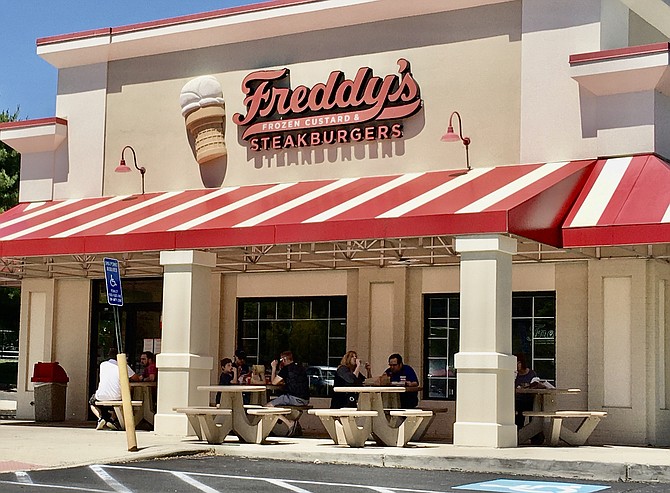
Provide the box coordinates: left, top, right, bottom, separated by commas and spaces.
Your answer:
383, 409, 434, 446
174, 406, 233, 444
243, 407, 291, 443
309, 409, 378, 447
271, 404, 313, 437
94, 400, 143, 430
522, 410, 607, 446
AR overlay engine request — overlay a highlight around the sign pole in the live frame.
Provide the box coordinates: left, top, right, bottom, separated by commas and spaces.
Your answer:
103, 258, 137, 452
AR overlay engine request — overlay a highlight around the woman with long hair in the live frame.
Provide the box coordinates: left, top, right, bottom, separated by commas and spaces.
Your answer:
330, 350, 372, 408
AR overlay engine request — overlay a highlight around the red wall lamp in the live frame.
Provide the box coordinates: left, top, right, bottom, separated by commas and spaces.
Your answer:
115, 145, 146, 194
441, 111, 471, 170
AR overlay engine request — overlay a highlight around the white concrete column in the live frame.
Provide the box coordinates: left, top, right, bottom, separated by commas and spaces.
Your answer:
453, 235, 517, 447
154, 250, 216, 436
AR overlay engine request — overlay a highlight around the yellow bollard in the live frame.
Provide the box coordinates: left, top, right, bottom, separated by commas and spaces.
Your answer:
117, 353, 138, 452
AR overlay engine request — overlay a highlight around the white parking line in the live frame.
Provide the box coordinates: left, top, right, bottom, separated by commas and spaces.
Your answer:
171, 471, 220, 493
89, 464, 133, 493
15, 471, 32, 483
265, 477, 315, 492
0, 480, 111, 492
103, 464, 447, 492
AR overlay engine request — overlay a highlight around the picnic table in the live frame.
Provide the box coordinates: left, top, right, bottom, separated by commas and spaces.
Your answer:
185, 385, 290, 444
310, 386, 432, 447
517, 387, 606, 445
130, 381, 156, 427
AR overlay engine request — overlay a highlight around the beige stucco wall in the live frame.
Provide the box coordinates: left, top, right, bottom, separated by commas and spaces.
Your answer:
555, 262, 589, 411
647, 260, 670, 446
16, 278, 91, 420
54, 63, 108, 200
587, 258, 648, 445
53, 279, 92, 420
102, 3, 522, 195
520, 0, 601, 164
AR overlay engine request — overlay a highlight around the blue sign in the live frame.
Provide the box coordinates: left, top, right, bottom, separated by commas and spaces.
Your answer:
103, 258, 123, 306
454, 479, 610, 493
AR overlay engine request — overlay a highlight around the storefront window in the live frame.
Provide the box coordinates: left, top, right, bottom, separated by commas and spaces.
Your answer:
237, 296, 346, 369
424, 292, 556, 400
89, 278, 163, 406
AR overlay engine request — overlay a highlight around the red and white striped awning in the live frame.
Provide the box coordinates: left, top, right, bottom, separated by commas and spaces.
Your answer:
0, 160, 595, 257
562, 154, 670, 247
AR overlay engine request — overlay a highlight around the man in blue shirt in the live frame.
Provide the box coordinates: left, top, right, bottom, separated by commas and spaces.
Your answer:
384, 353, 419, 408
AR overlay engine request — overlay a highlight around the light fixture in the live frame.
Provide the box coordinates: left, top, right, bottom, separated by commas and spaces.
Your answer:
116, 145, 146, 194
441, 111, 471, 170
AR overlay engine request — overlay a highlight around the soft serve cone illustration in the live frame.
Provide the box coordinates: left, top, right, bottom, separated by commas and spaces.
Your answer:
180, 75, 227, 164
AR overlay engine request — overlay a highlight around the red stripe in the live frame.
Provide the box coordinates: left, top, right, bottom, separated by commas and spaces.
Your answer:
322, 171, 456, 221
564, 224, 670, 248
257, 174, 399, 225
36, 0, 320, 46
614, 155, 670, 224
489, 161, 593, 211
569, 42, 670, 65
0, 198, 110, 238
19, 194, 163, 240
0, 117, 67, 130
126, 185, 274, 233
275, 212, 509, 245
77, 190, 213, 236
562, 158, 608, 227
406, 165, 539, 217
595, 156, 642, 226
187, 180, 338, 230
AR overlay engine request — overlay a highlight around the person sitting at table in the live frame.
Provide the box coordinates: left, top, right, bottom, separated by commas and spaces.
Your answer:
90, 347, 140, 431
139, 351, 157, 382
268, 351, 310, 407
382, 353, 419, 409
234, 349, 250, 384
514, 353, 538, 429
331, 350, 372, 409
267, 351, 310, 436
215, 357, 238, 406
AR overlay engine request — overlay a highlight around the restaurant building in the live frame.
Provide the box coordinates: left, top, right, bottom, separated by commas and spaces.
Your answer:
1, 0, 670, 447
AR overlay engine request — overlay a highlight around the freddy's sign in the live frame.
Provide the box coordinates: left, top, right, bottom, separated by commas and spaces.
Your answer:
233, 58, 422, 151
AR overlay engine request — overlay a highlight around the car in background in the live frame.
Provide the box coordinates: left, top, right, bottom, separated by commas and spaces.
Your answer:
306, 366, 337, 396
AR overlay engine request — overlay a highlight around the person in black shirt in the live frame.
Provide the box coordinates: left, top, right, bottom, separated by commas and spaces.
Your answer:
331, 350, 371, 408
215, 358, 237, 406
268, 351, 309, 407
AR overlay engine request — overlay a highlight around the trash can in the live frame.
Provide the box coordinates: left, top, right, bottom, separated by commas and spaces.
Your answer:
31, 362, 69, 422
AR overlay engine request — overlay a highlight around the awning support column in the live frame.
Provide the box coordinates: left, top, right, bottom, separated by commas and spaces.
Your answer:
453, 234, 517, 447
154, 250, 216, 436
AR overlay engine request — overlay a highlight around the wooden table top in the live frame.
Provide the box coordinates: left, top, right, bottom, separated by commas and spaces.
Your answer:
515, 387, 580, 395
334, 386, 406, 393
198, 385, 266, 392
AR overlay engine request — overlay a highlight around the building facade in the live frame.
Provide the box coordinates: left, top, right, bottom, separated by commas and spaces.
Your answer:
1, 0, 670, 447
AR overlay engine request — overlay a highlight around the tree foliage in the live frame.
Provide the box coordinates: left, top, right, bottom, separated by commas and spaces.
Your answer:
0, 108, 20, 212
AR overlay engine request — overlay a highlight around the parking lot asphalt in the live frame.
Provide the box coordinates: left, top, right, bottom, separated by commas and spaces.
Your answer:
2, 419, 670, 483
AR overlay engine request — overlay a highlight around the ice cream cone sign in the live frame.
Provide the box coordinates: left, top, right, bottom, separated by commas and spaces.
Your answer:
180, 75, 227, 164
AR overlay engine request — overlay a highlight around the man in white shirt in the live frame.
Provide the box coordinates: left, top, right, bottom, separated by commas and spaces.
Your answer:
89, 348, 140, 430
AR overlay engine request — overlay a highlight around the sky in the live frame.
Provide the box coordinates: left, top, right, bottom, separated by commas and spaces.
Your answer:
0, 1, 257, 120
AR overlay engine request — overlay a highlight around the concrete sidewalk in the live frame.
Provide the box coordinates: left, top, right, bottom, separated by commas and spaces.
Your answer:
1, 419, 670, 483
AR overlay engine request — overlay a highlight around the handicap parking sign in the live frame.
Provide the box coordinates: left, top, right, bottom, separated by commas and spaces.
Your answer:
453, 479, 610, 493
103, 257, 123, 306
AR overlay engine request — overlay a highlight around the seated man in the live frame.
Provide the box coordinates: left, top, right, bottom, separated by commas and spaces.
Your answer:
90, 348, 140, 430
383, 353, 419, 409
139, 351, 157, 382
268, 351, 310, 436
